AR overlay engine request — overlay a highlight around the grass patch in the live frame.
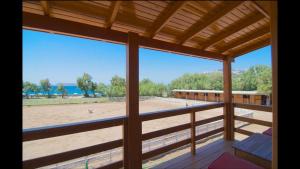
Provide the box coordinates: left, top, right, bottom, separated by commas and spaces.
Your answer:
23, 97, 110, 106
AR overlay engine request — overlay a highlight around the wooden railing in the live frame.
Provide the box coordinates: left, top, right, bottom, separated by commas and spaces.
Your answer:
233, 103, 272, 136
23, 102, 224, 169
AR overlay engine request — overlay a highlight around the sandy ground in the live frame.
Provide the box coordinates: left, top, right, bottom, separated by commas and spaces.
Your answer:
23, 97, 272, 164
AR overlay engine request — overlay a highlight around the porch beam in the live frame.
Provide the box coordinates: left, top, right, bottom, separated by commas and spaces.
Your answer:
177, 1, 243, 45
223, 56, 234, 140
125, 32, 142, 169
251, 1, 270, 19
23, 12, 225, 61
145, 1, 186, 38
105, 1, 121, 29
230, 38, 270, 58
40, 1, 50, 16
200, 12, 265, 50
270, 1, 278, 169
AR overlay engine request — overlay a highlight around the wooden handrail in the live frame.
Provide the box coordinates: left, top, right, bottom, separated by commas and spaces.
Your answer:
234, 128, 255, 136
23, 103, 225, 169
234, 115, 272, 127
23, 139, 123, 169
23, 116, 126, 142
140, 102, 224, 121
233, 103, 272, 112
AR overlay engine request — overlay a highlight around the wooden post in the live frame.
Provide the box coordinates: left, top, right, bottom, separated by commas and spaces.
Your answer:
223, 57, 234, 140
123, 119, 128, 169
125, 32, 142, 169
190, 111, 196, 155
270, 1, 278, 169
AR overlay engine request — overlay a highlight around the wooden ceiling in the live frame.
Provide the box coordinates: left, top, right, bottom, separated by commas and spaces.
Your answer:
23, 1, 271, 60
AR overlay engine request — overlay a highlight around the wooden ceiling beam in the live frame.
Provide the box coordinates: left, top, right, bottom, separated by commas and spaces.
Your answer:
251, 1, 270, 19
23, 12, 225, 61
230, 38, 270, 58
145, 1, 187, 38
200, 12, 265, 50
177, 1, 243, 45
40, 1, 50, 16
105, 1, 122, 29
219, 26, 270, 53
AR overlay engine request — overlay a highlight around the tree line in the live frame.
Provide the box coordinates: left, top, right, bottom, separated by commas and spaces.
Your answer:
23, 65, 272, 99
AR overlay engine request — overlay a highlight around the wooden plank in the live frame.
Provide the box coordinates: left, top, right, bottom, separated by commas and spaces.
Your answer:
23, 12, 226, 61
96, 160, 123, 169
251, 1, 270, 19
190, 112, 196, 155
195, 115, 224, 126
142, 123, 190, 141
234, 116, 272, 127
105, 1, 121, 29
142, 138, 190, 160
195, 127, 224, 141
234, 103, 272, 112
23, 139, 123, 169
234, 128, 254, 136
23, 116, 125, 142
123, 119, 128, 169
140, 102, 224, 121
223, 57, 234, 140
230, 38, 270, 58
270, 2, 278, 169
219, 26, 270, 53
145, 1, 187, 38
177, 1, 243, 45
235, 149, 271, 169
40, 1, 50, 16
201, 12, 265, 50
126, 32, 142, 169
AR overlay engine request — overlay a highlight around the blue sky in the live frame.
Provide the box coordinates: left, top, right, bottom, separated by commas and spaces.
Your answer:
23, 30, 271, 85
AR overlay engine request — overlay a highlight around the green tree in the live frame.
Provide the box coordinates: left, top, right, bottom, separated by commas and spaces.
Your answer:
96, 82, 108, 97
40, 79, 51, 98
77, 73, 92, 97
57, 83, 67, 98
108, 75, 126, 97
90, 82, 97, 97
23, 81, 33, 99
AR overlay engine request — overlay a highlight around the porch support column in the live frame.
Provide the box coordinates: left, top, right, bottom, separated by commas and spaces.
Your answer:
270, 1, 278, 169
125, 32, 142, 169
223, 57, 234, 140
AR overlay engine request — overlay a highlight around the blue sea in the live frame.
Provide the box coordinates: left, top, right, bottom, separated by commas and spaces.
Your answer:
26, 86, 95, 96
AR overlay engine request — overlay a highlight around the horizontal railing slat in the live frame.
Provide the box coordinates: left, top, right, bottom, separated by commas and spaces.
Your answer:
23, 116, 126, 142
195, 115, 224, 126
142, 138, 191, 160
234, 128, 255, 136
233, 103, 272, 112
140, 102, 224, 121
234, 116, 272, 127
96, 160, 123, 169
142, 123, 191, 141
195, 127, 224, 141
23, 139, 123, 169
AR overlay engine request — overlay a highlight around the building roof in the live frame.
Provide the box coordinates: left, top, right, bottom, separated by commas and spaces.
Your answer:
22, 1, 271, 60
172, 89, 267, 95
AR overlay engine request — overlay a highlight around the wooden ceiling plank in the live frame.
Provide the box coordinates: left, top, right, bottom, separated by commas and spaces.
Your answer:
230, 38, 270, 58
23, 12, 225, 61
106, 1, 122, 29
251, 1, 270, 19
177, 1, 243, 45
145, 1, 187, 38
40, 1, 50, 16
220, 26, 270, 52
200, 12, 265, 50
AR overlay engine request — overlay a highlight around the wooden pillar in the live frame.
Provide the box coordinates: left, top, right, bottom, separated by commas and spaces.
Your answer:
270, 1, 278, 169
125, 32, 142, 169
190, 111, 196, 155
223, 57, 234, 140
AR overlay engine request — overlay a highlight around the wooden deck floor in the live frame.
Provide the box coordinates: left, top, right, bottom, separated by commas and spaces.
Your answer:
150, 139, 234, 169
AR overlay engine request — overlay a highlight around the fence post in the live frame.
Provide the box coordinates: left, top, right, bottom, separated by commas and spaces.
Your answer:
190, 111, 196, 155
